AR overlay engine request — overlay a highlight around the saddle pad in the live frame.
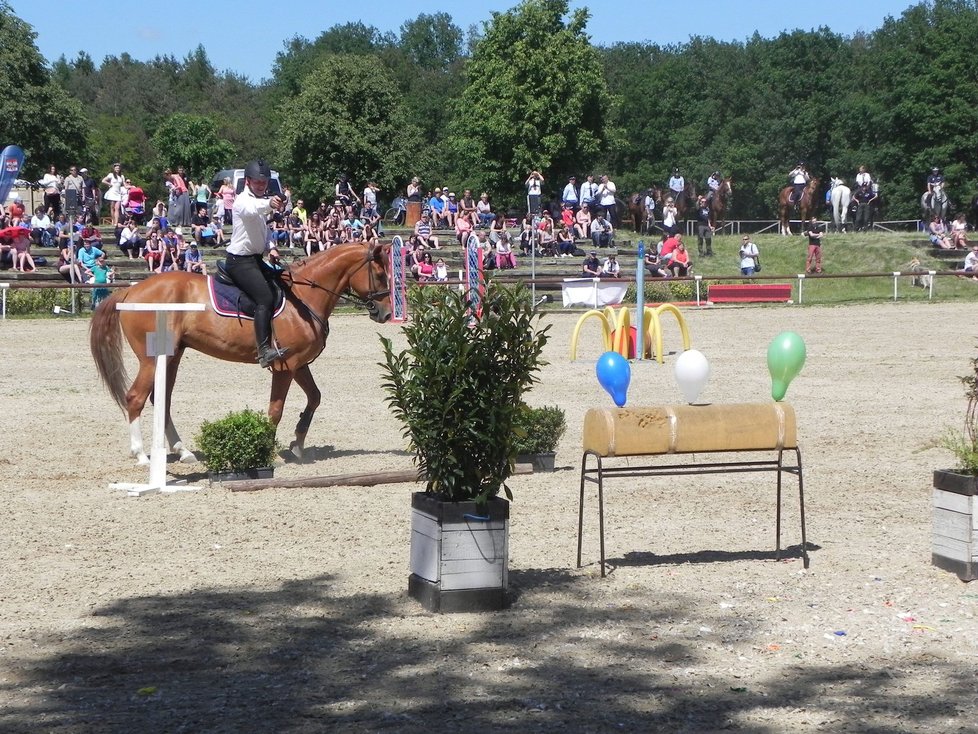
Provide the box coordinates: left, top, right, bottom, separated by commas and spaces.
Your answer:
207, 276, 286, 321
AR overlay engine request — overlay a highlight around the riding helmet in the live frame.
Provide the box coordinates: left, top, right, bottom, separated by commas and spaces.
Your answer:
245, 159, 271, 182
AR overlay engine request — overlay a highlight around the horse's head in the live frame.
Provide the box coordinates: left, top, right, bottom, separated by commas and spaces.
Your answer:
351, 243, 392, 323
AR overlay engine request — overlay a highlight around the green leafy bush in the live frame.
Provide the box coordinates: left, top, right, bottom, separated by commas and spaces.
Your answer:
513, 405, 566, 455
380, 283, 550, 504
195, 409, 280, 474
937, 355, 978, 475
6, 287, 79, 315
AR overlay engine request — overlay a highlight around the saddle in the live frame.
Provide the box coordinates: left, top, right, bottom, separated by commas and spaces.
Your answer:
209, 260, 287, 320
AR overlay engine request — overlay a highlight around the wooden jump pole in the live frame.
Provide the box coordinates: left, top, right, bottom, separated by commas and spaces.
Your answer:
225, 464, 533, 492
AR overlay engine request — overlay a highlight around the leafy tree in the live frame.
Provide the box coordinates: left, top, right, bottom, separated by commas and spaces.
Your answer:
399, 13, 464, 71
276, 54, 425, 204
151, 113, 236, 182
446, 0, 612, 205
0, 2, 88, 177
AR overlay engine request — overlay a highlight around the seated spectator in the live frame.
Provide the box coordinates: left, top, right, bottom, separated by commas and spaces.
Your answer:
582, 250, 602, 277
495, 233, 517, 270
413, 212, 440, 250
960, 245, 978, 280
268, 210, 289, 247
184, 242, 207, 274
142, 231, 165, 272
443, 192, 458, 228
556, 224, 575, 257
77, 238, 104, 279
361, 222, 379, 246
459, 189, 478, 226
488, 215, 507, 245
455, 213, 473, 244
537, 211, 556, 255
644, 248, 669, 278
659, 232, 682, 263
210, 215, 226, 245
434, 257, 449, 282
928, 216, 953, 249
477, 232, 496, 271
574, 204, 592, 239
476, 193, 496, 228
118, 218, 143, 260
3, 227, 36, 272
518, 213, 534, 255
951, 213, 970, 249
668, 241, 692, 277
54, 214, 73, 250
601, 253, 621, 278
79, 222, 101, 247
428, 188, 447, 228
323, 226, 343, 248
30, 206, 55, 246
57, 238, 83, 282
417, 251, 434, 281
591, 214, 613, 248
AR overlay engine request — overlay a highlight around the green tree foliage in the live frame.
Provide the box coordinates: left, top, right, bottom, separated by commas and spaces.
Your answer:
447, 0, 612, 204
276, 54, 425, 204
399, 13, 463, 71
0, 2, 87, 177
151, 113, 235, 182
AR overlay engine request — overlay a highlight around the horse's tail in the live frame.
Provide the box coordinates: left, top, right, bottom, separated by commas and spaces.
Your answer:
89, 288, 130, 413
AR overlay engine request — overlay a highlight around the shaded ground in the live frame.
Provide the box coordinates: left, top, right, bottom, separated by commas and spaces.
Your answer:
1, 303, 976, 732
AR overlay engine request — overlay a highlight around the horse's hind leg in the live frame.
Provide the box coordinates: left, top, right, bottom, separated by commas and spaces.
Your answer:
161, 348, 196, 463
125, 355, 156, 465
289, 364, 321, 462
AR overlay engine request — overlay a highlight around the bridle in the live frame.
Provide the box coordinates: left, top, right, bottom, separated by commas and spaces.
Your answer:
286, 247, 389, 320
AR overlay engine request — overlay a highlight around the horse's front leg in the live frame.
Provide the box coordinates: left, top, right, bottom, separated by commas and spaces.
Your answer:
161, 348, 196, 463
289, 364, 321, 462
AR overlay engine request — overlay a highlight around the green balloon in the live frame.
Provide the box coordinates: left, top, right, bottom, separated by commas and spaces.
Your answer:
767, 332, 806, 401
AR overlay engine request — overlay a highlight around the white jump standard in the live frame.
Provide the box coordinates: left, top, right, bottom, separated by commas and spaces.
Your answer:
110, 302, 206, 497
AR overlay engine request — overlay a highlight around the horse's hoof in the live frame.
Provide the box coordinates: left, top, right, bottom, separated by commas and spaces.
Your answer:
179, 449, 197, 464
136, 454, 150, 466
289, 441, 304, 461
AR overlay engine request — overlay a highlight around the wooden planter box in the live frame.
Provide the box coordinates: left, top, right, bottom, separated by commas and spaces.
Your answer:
516, 452, 556, 472
408, 492, 509, 612
932, 470, 978, 582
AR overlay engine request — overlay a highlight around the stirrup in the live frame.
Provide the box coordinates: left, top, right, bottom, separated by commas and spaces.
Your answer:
258, 345, 289, 368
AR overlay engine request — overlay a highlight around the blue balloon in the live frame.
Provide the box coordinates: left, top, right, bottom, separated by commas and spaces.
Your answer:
596, 351, 631, 407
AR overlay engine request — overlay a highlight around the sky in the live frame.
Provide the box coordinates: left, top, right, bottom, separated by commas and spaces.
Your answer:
11, 1, 919, 82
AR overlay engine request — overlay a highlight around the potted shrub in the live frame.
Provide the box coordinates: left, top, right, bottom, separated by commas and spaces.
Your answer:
195, 408, 280, 483
513, 405, 566, 472
931, 355, 978, 581
380, 282, 550, 612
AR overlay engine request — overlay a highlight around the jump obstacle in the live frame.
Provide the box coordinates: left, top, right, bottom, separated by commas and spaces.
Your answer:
109, 302, 206, 497
569, 304, 691, 363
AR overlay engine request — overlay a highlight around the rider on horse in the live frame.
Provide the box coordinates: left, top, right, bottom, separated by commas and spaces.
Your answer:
706, 171, 722, 204
788, 162, 810, 204
667, 167, 685, 205
925, 166, 945, 209
223, 158, 289, 369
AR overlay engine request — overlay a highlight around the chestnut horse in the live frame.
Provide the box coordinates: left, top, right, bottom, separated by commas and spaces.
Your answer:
779, 178, 819, 235
709, 177, 733, 229
627, 187, 662, 233
90, 242, 392, 465
674, 180, 697, 221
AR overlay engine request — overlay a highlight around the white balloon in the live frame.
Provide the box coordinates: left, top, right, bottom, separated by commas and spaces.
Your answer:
674, 349, 711, 404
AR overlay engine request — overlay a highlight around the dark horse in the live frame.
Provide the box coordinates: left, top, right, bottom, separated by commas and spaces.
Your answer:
674, 180, 697, 221
779, 178, 819, 235
627, 187, 661, 233
709, 177, 733, 229
90, 243, 392, 465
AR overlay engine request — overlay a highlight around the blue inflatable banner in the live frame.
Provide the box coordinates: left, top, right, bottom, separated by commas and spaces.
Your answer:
0, 145, 26, 204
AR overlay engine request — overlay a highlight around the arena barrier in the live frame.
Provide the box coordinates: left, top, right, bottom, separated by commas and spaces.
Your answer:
578, 403, 809, 577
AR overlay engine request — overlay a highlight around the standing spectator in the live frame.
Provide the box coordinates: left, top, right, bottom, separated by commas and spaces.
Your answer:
582, 250, 602, 277
38, 165, 63, 217
601, 252, 621, 278
579, 174, 599, 211
407, 177, 423, 202
661, 197, 679, 235
102, 163, 125, 227
80, 168, 99, 224
596, 175, 617, 223
805, 216, 824, 274
363, 181, 379, 215
561, 176, 579, 209
335, 174, 360, 210
90, 255, 114, 309
694, 196, 714, 256
739, 235, 760, 276
62, 166, 84, 215
590, 214, 613, 249
852, 184, 875, 232
667, 168, 685, 205
169, 167, 192, 227
217, 177, 235, 226
192, 178, 211, 214
525, 170, 544, 214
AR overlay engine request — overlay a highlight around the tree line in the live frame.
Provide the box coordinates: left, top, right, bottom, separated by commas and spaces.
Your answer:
3, 0, 977, 221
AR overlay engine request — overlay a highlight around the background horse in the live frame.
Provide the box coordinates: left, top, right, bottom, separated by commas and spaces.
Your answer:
90, 243, 392, 466
628, 187, 661, 233
709, 178, 733, 230
779, 177, 819, 235
675, 180, 697, 221
921, 184, 950, 224
829, 177, 851, 233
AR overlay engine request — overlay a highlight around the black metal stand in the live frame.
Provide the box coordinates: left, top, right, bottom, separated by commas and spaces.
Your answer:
577, 447, 808, 577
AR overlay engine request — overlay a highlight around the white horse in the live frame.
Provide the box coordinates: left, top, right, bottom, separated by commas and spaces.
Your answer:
922, 184, 950, 224
829, 177, 851, 233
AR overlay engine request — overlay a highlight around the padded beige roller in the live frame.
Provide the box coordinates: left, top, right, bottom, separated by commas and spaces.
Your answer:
582, 403, 797, 457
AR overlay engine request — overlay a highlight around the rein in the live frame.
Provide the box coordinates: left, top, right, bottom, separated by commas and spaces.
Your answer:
285, 248, 388, 320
